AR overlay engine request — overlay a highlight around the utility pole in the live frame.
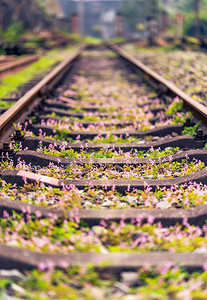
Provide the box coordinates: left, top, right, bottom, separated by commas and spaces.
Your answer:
194, 0, 200, 38
148, 0, 159, 45
78, 0, 84, 36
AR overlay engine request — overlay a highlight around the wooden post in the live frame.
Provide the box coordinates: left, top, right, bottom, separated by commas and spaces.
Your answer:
194, 0, 200, 38
78, 0, 84, 36
115, 12, 123, 37
71, 13, 79, 34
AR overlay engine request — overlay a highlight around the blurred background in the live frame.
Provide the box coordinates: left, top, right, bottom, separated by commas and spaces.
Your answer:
0, 0, 206, 54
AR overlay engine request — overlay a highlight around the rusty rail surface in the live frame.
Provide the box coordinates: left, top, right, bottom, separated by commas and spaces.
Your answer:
108, 42, 207, 124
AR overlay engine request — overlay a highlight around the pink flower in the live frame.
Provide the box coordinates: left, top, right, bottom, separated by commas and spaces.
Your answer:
147, 215, 155, 225
182, 216, 189, 227
35, 211, 42, 218
157, 262, 172, 274
46, 259, 55, 271
59, 260, 69, 269
100, 219, 107, 227
3, 211, 9, 218
37, 262, 47, 271
203, 263, 207, 271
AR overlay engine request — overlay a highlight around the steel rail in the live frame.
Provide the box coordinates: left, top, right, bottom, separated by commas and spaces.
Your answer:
108, 42, 207, 124
0, 44, 88, 142
0, 54, 39, 78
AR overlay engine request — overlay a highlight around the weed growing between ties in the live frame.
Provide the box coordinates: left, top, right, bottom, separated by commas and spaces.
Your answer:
27, 160, 206, 180
1, 180, 207, 209
40, 145, 180, 159
41, 113, 189, 134
0, 264, 207, 299
0, 212, 207, 253
0, 156, 205, 180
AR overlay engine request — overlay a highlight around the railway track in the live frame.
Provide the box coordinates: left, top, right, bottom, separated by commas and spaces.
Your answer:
0, 54, 39, 80
0, 43, 207, 297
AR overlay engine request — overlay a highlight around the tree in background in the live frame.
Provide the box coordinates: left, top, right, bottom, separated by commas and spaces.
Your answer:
122, 0, 207, 38
162, 0, 207, 37
122, 0, 160, 33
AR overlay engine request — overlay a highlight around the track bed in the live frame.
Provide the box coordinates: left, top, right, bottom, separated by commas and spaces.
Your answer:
0, 45, 207, 298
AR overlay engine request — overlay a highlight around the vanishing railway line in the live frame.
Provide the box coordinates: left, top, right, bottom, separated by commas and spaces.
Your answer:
0, 44, 207, 297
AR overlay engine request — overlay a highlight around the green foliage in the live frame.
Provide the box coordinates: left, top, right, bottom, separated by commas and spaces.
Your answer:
109, 37, 126, 43
23, 35, 44, 49
0, 101, 14, 109
2, 22, 24, 42
165, 0, 207, 37
25, 159, 205, 181
66, 34, 102, 44
0, 266, 207, 299
42, 146, 180, 160
122, 0, 160, 31
0, 48, 76, 98
182, 121, 201, 136
0, 210, 207, 253
165, 98, 184, 115
0, 49, 6, 55
35, 0, 47, 13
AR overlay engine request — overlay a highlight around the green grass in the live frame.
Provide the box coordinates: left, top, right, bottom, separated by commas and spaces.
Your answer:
0, 47, 77, 98
123, 43, 181, 54
66, 33, 102, 44
109, 37, 126, 43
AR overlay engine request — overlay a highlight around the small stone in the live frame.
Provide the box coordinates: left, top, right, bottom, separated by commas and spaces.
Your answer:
99, 245, 109, 254
101, 200, 113, 207
108, 195, 119, 202
70, 281, 83, 289
88, 287, 105, 298
10, 284, 26, 296
136, 141, 145, 144
48, 199, 56, 205
152, 136, 160, 141
117, 202, 128, 208
164, 147, 173, 151
172, 132, 178, 137
92, 226, 108, 236
113, 282, 129, 294
154, 228, 169, 235
7, 241, 19, 247
0, 270, 24, 281
122, 295, 140, 300
157, 201, 171, 209
96, 192, 105, 201
193, 246, 207, 254
83, 201, 92, 209
121, 272, 139, 286
27, 192, 36, 198
78, 190, 85, 194
126, 196, 138, 205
